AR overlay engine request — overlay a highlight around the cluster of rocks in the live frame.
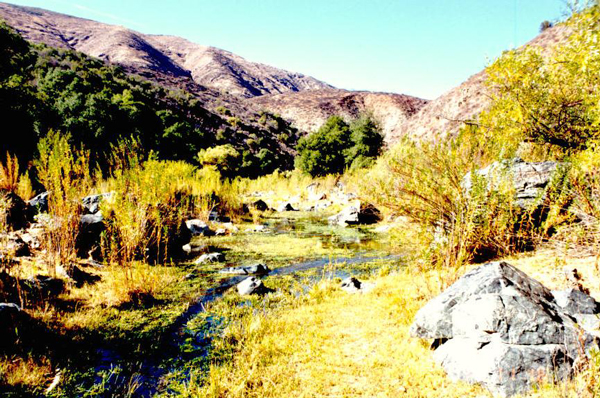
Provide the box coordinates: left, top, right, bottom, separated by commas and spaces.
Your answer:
411, 261, 600, 397
462, 157, 559, 209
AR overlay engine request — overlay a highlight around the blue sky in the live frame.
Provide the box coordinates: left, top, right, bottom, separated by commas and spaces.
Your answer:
6, 0, 564, 99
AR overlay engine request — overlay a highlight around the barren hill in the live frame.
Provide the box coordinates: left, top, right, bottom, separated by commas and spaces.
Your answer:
0, 2, 332, 98
249, 89, 428, 140
391, 24, 572, 142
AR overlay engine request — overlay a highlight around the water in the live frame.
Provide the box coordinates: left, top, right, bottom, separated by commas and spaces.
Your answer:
92, 216, 399, 397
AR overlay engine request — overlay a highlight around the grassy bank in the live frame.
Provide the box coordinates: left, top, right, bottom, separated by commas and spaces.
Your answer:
162, 250, 600, 398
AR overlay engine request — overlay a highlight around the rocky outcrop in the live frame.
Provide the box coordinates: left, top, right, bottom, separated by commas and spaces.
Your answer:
411, 261, 599, 397
81, 192, 113, 214
76, 212, 105, 259
462, 158, 559, 208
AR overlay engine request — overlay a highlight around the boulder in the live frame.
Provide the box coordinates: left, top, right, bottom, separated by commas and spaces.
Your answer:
462, 158, 559, 209
81, 192, 113, 214
27, 191, 50, 215
23, 275, 65, 301
4, 236, 30, 257
236, 276, 273, 295
0, 303, 28, 351
220, 263, 270, 275
1, 191, 29, 230
250, 199, 270, 212
182, 242, 209, 256
340, 277, 362, 293
410, 261, 600, 397
185, 219, 215, 237
328, 203, 382, 226
277, 202, 297, 212
76, 212, 105, 259
57, 264, 101, 287
194, 252, 225, 264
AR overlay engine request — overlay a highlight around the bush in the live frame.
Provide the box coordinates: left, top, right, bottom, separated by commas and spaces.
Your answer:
34, 131, 92, 271
295, 115, 383, 177
481, 5, 600, 153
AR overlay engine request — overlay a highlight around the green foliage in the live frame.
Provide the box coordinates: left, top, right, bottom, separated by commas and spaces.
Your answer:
481, 5, 600, 153
34, 130, 91, 270
197, 144, 241, 178
0, 24, 299, 177
296, 115, 383, 177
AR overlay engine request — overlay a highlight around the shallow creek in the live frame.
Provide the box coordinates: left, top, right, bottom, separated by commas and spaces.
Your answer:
95, 213, 402, 397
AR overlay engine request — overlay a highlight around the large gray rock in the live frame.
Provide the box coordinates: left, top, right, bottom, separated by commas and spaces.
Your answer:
195, 252, 225, 264
81, 192, 113, 214
277, 202, 297, 212
462, 158, 559, 208
185, 219, 215, 237
328, 202, 382, 226
236, 276, 273, 295
27, 191, 49, 215
410, 261, 599, 397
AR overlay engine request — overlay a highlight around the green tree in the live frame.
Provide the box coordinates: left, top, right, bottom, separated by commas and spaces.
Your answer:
295, 116, 352, 177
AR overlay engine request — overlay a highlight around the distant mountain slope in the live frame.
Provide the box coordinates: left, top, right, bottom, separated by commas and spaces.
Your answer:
391, 24, 572, 142
249, 89, 428, 141
0, 2, 332, 98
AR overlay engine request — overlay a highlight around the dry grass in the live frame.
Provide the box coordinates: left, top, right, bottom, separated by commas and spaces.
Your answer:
177, 249, 600, 398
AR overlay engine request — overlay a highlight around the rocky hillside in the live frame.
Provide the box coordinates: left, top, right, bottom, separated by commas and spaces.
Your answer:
0, 2, 430, 142
0, 2, 332, 98
391, 24, 572, 142
249, 89, 428, 142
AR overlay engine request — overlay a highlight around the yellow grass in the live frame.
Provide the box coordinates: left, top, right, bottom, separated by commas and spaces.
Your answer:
182, 251, 600, 398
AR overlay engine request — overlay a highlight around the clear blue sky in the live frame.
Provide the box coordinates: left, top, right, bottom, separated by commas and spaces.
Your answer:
6, 0, 565, 99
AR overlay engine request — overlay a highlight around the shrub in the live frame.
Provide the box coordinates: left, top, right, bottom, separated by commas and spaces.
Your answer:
34, 131, 91, 272
296, 115, 383, 177
197, 144, 241, 178
481, 5, 600, 153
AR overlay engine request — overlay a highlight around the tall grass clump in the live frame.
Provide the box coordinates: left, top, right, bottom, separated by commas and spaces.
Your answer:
100, 140, 244, 265
361, 131, 565, 271
34, 131, 91, 272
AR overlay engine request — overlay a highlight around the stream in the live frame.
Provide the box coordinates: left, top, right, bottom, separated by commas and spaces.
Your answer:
93, 215, 401, 397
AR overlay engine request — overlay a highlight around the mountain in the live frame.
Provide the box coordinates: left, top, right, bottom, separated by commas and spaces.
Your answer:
0, 2, 429, 142
0, 2, 332, 98
248, 89, 428, 141
390, 23, 572, 142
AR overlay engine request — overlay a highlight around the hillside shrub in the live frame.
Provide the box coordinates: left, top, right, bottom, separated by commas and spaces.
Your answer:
295, 115, 383, 177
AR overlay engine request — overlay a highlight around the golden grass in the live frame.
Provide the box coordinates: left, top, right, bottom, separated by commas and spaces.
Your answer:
179, 250, 600, 398
0, 355, 53, 390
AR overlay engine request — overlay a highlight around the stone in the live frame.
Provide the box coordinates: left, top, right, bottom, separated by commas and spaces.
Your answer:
250, 199, 270, 211
215, 228, 227, 236
1, 191, 30, 230
220, 263, 270, 275
76, 212, 105, 259
277, 202, 297, 212
27, 191, 50, 215
81, 192, 113, 214
0, 302, 27, 350
410, 261, 600, 397
340, 277, 361, 293
23, 275, 65, 300
552, 288, 600, 315
249, 224, 270, 233
182, 242, 209, 256
462, 158, 558, 209
328, 202, 382, 226
5, 236, 30, 257
236, 276, 273, 295
195, 252, 225, 264
185, 219, 215, 236
57, 264, 101, 287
